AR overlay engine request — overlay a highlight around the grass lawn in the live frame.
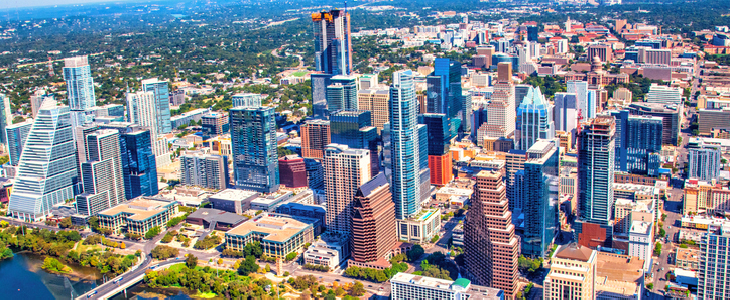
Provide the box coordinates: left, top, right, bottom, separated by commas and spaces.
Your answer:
195, 291, 217, 298
167, 263, 186, 272
76, 240, 102, 253
291, 71, 307, 77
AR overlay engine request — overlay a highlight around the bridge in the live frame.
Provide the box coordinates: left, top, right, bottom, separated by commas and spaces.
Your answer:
76, 257, 183, 299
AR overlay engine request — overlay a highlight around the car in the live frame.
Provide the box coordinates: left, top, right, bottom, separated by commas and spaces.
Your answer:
335, 279, 340, 282
368, 285, 373, 288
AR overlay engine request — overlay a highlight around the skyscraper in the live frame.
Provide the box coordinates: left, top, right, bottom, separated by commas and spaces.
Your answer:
30, 90, 53, 118
120, 129, 158, 199
63, 55, 96, 111
553, 92, 578, 141
5, 119, 33, 166
351, 172, 397, 264
567, 80, 596, 119
141, 78, 172, 134
419, 114, 453, 186
312, 9, 352, 76
464, 171, 519, 297
357, 87, 390, 133
278, 155, 308, 189
522, 140, 559, 257
610, 111, 663, 174
324, 144, 371, 236
76, 130, 126, 216
180, 152, 229, 190
483, 62, 516, 138
230, 106, 279, 193
515, 86, 555, 150
327, 75, 359, 112
427, 58, 462, 120
232, 93, 263, 108
0, 94, 11, 149
330, 110, 379, 177
575, 116, 616, 248
699, 222, 730, 299
688, 138, 722, 181
126, 91, 159, 134
301, 119, 331, 159
389, 70, 421, 220
8, 100, 80, 221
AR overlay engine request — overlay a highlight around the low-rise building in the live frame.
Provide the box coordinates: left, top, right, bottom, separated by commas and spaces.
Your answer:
208, 189, 260, 214
97, 198, 179, 236
675, 248, 700, 271
303, 243, 341, 271
250, 190, 293, 212
391, 272, 504, 300
595, 252, 645, 300
452, 223, 464, 247
225, 213, 315, 258
396, 208, 442, 244
185, 208, 248, 231
276, 202, 326, 235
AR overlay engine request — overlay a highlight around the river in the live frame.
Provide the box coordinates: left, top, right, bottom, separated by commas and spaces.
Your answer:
0, 252, 195, 300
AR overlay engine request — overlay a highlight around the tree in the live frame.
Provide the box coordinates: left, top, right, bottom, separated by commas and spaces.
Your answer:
407, 244, 424, 262
59, 217, 73, 229
654, 242, 662, 256
265, 263, 271, 272
186, 254, 198, 269
647, 283, 654, 290
88, 216, 100, 231
145, 226, 161, 239
217, 258, 223, 265
430, 235, 440, 243
349, 281, 366, 296
150, 245, 179, 260
237, 255, 259, 276
659, 228, 666, 238
285, 252, 298, 261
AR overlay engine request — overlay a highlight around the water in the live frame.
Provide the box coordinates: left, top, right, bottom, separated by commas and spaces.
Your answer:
108, 283, 194, 300
0, 252, 102, 300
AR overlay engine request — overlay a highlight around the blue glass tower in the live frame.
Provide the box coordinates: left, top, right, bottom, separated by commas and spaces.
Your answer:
427, 58, 463, 131
522, 140, 559, 257
390, 70, 420, 220
63, 56, 96, 111
418, 114, 451, 156
230, 106, 279, 193
610, 111, 663, 175
330, 110, 379, 177
516, 87, 555, 150
99, 123, 159, 199
141, 78, 172, 134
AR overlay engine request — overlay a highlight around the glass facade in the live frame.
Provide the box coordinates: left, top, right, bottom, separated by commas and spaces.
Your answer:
390, 70, 420, 220
63, 56, 96, 111
578, 117, 615, 226
5, 119, 32, 166
122, 130, 159, 199
8, 100, 80, 221
141, 78, 172, 134
230, 106, 279, 193
516, 86, 555, 150
330, 110, 379, 177
522, 140, 559, 257
611, 111, 663, 174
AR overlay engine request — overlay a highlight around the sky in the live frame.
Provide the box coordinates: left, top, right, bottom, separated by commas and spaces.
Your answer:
0, 0, 132, 10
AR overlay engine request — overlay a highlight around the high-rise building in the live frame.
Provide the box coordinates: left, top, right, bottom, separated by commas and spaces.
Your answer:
522, 140, 560, 257
505, 149, 526, 212
63, 55, 96, 111
76, 130, 126, 216
312, 9, 352, 76
699, 222, 730, 299
575, 116, 616, 248
119, 129, 158, 199
567, 80, 596, 119
179, 151, 229, 190
515, 86, 555, 150
628, 102, 681, 145
483, 62, 516, 138
230, 106, 279, 193
5, 119, 33, 166
389, 70, 421, 220
610, 111, 663, 174
358, 87, 390, 133
464, 171, 519, 297
327, 75, 358, 112
330, 110, 379, 177
0, 94, 12, 149
542, 243, 597, 300
644, 84, 682, 104
324, 144, 371, 236
126, 91, 159, 135
351, 172, 397, 264
30, 90, 53, 118
311, 73, 333, 119
514, 84, 531, 110
141, 78, 172, 134
553, 92, 579, 144
279, 155, 308, 189
232, 93, 263, 108
358, 74, 377, 90
8, 100, 80, 221
301, 119, 331, 159
201, 112, 229, 136
427, 58, 462, 120
461, 92, 472, 132
419, 114, 453, 186
688, 138, 722, 181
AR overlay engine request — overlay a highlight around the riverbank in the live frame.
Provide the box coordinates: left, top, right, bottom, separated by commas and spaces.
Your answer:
0, 252, 102, 300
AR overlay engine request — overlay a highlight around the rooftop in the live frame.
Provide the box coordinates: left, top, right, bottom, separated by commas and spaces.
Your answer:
98, 198, 174, 221
629, 220, 652, 235
187, 208, 247, 225
555, 243, 595, 262
676, 248, 700, 262
209, 189, 260, 201
391, 272, 502, 298
596, 252, 645, 283
227, 213, 313, 243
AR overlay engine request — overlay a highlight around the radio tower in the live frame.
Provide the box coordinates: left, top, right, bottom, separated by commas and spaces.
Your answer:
47, 56, 54, 77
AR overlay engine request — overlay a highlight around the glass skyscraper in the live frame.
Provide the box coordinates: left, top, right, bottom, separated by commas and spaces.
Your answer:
312, 9, 352, 76
427, 58, 463, 130
330, 110, 379, 177
122, 129, 159, 199
327, 75, 359, 113
141, 78, 172, 134
390, 70, 420, 220
610, 111, 663, 174
8, 100, 80, 221
0, 93, 13, 148
522, 140, 559, 257
5, 119, 33, 166
230, 106, 279, 193
516, 86, 555, 150
63, 56, 96, 111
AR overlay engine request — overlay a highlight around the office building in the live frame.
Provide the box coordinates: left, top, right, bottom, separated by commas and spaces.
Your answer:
330, 110, 379, 177
627, 102, 681, 145
351, 173, 397, 265
461, 92, 472, 132
587, 44, 614, 63
227, 213, 315, 258
312, 9, 352, 76
301, 119, 330, 159
357, 87, 390, 133
522, 140, 559, 257
699, 222, 730, 299
141, 78, 172, 134
390, 70, 421, 220
8, 100, 80, 221
232, 93, 263, 108
628, 221, 653, 267
279, 155, 308, 189
483, 62, 515, 138
76, 130, 126, 216
311, 73, 333, 119
30, 90, 53, 118
126, 91, 159, 135
514, 84, 531, 110
391, 273, 504, 300
610, 111, 663, 175
427, 58, 462, 120
324, 144, 371, 236
505, 149, 526, 212
305, 158, 325, 192
97, 198, 178, 236
515, 86, 555, 150
698, 108, 730, 136
179, 152, 229, 190
327, 75, 358, 112
230, 106, 279, 193
201, 112, 229, 135
575, 116, 616, 248
63, 55, 96, 111
554, 92, 578, 144
688, 138, 722, 181
542, 243, 598, 300
567, 80, 596, 119
0, 94, 11, 149
419, 114, 453, 186
464, 171, 519, 297
644, 84, 682, 104
5, 119, 33, 166
119, 129, 158, 199
358, 74, 377, 90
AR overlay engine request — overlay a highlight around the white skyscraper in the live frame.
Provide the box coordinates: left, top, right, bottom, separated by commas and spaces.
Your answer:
484, 62, 516, 138
76, 130, 126, 216
126, 91, 159, 135
389, 70, 421, 220
63, 55, 96, 111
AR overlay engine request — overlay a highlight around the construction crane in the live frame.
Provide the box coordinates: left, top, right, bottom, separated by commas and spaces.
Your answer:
47, 56, 54, 77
